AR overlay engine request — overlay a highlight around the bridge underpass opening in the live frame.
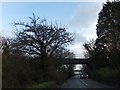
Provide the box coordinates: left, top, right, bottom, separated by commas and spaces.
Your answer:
74, 64, 88, 75
61, 58, 90, 76
74, 64, 82, 75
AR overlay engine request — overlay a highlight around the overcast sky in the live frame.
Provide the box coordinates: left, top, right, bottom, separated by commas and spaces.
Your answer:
1, 1, 106, 58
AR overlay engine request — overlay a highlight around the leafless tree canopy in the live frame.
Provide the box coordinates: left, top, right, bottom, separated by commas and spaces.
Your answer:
13, 13, 74, 58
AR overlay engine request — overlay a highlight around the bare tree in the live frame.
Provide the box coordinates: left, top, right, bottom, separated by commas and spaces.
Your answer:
13, 13, 74, 79
83, 39, 96, 58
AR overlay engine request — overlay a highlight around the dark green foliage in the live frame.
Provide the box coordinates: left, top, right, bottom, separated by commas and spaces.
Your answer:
2, 37, 74, 88
29, 81, 57, 88
84, 1, 120, 68
2, 51, 42, 87
83, 1, 120, 87
96, 1, 120, 67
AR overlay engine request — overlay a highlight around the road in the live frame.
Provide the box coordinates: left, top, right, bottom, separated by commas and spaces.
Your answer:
61, 75, 114, 88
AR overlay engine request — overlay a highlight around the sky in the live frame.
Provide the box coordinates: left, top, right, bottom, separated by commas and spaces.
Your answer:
1, 1, 106, 58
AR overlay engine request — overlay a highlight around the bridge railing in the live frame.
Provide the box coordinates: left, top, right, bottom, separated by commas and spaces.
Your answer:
60, 58, 90, 64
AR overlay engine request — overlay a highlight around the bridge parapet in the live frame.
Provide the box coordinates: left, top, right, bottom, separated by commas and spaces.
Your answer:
61, 58, 90, 64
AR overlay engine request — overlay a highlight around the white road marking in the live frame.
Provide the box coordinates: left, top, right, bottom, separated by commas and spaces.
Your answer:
80, 79, 88, 86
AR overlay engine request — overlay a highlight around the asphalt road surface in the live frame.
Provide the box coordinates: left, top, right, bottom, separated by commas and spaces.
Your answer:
61, 75, 114, 88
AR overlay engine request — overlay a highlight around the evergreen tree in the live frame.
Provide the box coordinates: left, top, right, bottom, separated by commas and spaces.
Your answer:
95, 1, 120, 67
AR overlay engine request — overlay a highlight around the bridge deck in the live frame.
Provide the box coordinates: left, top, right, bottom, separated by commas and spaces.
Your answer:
61, 58, 90, 64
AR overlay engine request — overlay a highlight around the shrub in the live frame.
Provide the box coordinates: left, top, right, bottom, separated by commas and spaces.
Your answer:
96, 67, 120, 83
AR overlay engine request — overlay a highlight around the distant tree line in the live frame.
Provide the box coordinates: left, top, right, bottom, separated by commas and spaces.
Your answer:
2, 14, 75, 88
83, 1, 120, 87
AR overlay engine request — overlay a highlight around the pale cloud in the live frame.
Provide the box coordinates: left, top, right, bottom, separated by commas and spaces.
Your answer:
66, 2, 103, 30
0, 30, 1, 37
2, 29, 15, 38
68, 44, 85, 58
66, 2, 103, 58
82, 22, 97, 41
74, 32, 87, 44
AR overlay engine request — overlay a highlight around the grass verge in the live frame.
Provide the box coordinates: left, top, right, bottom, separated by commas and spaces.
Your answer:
27, 81, 59, 88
